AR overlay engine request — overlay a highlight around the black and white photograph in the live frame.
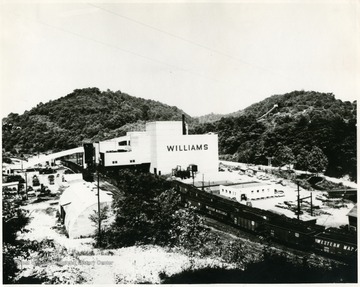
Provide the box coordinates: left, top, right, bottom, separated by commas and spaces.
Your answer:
1, 0, 358, 284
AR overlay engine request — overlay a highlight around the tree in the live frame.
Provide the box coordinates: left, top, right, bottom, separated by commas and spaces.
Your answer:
3, 199, 30, 283
89, 205, 109, 227
274, 146, 296, 169
98, 170, 210, 250
89, 205, 109, 247
295, 148, 310, 171
2, 156, 12, 164
307, 146, 328, 174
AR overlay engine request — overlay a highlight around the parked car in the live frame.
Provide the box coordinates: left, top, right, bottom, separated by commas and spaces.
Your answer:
27, 190, 36, 197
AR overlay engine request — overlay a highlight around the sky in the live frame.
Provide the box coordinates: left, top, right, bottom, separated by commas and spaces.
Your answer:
1, 0, 359, 118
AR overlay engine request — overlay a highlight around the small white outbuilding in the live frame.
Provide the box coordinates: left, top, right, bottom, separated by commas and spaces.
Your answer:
59, 180, 113, 239
220, 181, 277, 202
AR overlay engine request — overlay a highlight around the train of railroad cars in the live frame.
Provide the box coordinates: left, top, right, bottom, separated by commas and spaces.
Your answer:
173, 180, 357, 262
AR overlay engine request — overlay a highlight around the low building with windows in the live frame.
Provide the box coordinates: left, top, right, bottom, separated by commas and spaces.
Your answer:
219, 182, 277, 202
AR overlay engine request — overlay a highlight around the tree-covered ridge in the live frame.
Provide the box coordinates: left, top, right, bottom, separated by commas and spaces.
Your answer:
2, 89, 356, 181
190, 91, 357, 181
241, 90, 355, 122
2, 88, 191, 153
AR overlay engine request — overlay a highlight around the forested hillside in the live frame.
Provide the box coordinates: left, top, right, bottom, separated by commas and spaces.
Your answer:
2, 89, 356, 181
2, 88, 190, 153
190, 91, 357, 181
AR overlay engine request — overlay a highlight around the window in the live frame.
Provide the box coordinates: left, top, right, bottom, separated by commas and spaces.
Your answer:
257, 190, 259, 193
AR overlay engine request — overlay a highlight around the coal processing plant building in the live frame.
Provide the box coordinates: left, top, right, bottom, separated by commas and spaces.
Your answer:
84, 120, 219, 176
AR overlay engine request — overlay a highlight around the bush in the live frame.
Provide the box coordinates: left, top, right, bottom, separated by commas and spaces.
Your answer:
94, 170, 209, 251
161, 253, 357, 283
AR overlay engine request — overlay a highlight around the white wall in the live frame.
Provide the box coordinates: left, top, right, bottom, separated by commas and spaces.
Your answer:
220, 183, 276, 201
68, 202, 111, 239
104, 150, 150, 167
151, 134, 218, 175
97, 121, 218, 175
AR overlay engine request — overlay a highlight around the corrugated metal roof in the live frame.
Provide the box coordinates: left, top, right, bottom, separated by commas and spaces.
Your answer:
59, 181, 113, 238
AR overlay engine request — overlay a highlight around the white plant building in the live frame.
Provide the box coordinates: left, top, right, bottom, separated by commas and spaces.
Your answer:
92, 121, 219, 176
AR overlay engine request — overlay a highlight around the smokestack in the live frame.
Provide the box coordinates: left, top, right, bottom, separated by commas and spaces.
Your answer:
182, 114, 187, 135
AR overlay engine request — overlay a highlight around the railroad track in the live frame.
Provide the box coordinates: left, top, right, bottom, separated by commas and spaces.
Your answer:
201, 216, 345, 268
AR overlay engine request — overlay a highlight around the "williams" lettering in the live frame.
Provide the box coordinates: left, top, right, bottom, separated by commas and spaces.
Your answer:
167, 144, 209, 152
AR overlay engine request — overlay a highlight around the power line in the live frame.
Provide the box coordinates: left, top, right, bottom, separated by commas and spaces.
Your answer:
88, 3, 296, 83
25, 16, 237, 88
9, 10, 265, 99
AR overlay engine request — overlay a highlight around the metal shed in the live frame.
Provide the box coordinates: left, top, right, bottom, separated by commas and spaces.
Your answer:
59, 181, 113, 239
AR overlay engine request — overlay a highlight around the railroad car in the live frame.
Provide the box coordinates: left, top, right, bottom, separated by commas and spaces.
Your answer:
231, 208, 266, 232
314, 228, 357, 261
262, 214, 324, 249
173, 180, 357, 262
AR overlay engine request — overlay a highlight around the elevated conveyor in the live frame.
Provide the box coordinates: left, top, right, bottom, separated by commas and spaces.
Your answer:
23, 146, 84, 168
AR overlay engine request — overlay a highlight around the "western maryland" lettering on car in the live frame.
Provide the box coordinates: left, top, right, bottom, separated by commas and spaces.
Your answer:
166, 144, 209, 152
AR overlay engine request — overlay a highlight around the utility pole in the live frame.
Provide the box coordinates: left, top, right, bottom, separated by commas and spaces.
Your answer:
21, 156, 28, 199
297, 182, 300, 220
297, 188, 313, 219
25, 170, 28, 200
20, 159, 23, 197
202, 174, 204, 191
96, 141, 101, 247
